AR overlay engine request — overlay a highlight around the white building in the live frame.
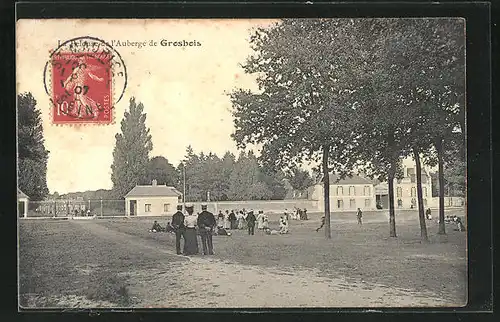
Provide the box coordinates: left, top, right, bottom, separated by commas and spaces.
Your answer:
309, 174, 376, 212
374, 157, 434, 209
18, 189, 29, 218
124, 180, 182, 216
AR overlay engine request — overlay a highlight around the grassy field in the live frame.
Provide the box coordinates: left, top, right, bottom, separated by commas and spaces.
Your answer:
18, 209, 466, 308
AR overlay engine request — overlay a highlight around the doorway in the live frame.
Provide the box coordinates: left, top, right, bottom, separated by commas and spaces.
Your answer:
129, 200, 137, 216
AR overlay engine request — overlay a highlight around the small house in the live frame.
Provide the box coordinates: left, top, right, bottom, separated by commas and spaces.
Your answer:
124, 180, 182, 216
18, 189, 29, 218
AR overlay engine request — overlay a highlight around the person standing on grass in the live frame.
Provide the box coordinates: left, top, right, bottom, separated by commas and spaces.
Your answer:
256, 210, 264, 230
172, 204, 186, 255
229, 210, 237, 229
357, 208, 363, 225
246, 210, 257, 235
262, 214, 269, 230
183, 204, 199, 256
197, 204, 217, 255
316, 215, 325, 232
238, 211, 245, 230
217, 210, 224, 228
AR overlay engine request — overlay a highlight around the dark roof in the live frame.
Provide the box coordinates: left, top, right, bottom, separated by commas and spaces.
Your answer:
18, 188, 29, 199
317, 174, 373, 185
125, 185, 182, 198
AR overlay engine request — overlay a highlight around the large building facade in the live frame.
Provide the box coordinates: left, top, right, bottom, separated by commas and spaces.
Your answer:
309, 174, 376, 212
374, 157, 434, 209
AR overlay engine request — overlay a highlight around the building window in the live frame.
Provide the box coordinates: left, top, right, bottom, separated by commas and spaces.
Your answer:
364, 186, 370, 196
411, 198, 416, 208
397, 199, 403, 208
349, 186, 355, 196
145, 204, 151, 212
423, 187, 428, 197
337, 199, 343, 209
365, 199, 371, 207
164, 203, 170, 213
411, 187, 416, 197
337, 186, 343, 196
350, 199, 356, 208
423, 199, 427, 206
396, 187, 402, 198
410, 175, 416, 183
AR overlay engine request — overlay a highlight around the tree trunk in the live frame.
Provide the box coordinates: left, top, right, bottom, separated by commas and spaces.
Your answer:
436, 138, 446, 235
413, 147, 429, 242
387, 132, 397, 238
388, 166, 397, 238
322, 144, 331, 239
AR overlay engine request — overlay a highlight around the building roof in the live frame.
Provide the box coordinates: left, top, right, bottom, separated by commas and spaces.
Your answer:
18, 188, 29, 199
125, 185, 182, 198
317, 174, 373, 185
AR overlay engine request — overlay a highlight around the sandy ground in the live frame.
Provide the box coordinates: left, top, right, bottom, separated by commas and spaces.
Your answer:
71, 220, 453, 308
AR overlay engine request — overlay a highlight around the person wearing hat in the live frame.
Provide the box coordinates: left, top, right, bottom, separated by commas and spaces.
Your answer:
197, 203, 217, 255
171, 204, 186, 255
183, 203, 199, 255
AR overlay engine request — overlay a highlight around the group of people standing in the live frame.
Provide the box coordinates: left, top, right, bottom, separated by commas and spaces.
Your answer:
171, 203, 217, 256
215, 209, 272, 235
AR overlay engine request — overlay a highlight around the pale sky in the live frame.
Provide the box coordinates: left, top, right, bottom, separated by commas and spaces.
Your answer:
16, 19, 278, 194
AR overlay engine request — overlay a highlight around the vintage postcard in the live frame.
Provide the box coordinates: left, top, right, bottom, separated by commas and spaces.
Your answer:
17, 18, 467, 309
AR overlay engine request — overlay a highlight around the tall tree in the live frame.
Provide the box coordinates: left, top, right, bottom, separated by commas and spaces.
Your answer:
17, 92, 50, 200
231, 19, 366, 239
110, 97, 153, 198
146, 156, 178, 186
287, 167, 314, 196
410, 18, 465, 235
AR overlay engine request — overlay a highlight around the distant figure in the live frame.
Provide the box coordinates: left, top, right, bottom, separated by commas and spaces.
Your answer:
216, 227, 231, 236
165, 221, 175, 233
197, 204, 217, 255
246, 210, 257, 235
237, 211, 245, 230
279, 216, 289, 234
150, 220, 164, 233
302, 208, 308, 220
229, 210, 237, 229
426, 208, 432, 220
262, 214, 269, 230
183, 204, 199, 255
316, 216, 325, 232
172, 205, 185, 255
223, 210, 231, 229
256, 210, 265, 230
264, 228, 279, 235
357, 208, 363, 225
87, 209, 91, 217
454, 217, 466, 232
217, 210, 224, 228
284, 209, 289, 221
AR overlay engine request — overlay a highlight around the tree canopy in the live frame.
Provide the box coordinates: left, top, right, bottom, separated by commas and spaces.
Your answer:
17, 92, 50, 200
110, 97, 153, 198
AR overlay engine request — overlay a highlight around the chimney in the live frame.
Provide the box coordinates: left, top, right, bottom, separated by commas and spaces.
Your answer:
152, 179, 157, 186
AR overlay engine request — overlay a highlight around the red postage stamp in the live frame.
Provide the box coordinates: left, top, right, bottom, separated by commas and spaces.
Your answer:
51, 52, 112, 124
45, 37, 127, 125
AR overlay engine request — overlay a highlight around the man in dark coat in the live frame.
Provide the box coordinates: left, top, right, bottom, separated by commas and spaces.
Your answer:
171, 205, 185, 255
228, 210, 237, 229
246, 210, 257, 235
197, 204, 217, 255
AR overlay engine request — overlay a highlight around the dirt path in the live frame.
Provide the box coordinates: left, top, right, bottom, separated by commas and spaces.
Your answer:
72, 220, 453, 308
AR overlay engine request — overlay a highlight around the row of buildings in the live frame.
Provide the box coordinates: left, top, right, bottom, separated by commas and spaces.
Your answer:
18, 158, 464, 217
